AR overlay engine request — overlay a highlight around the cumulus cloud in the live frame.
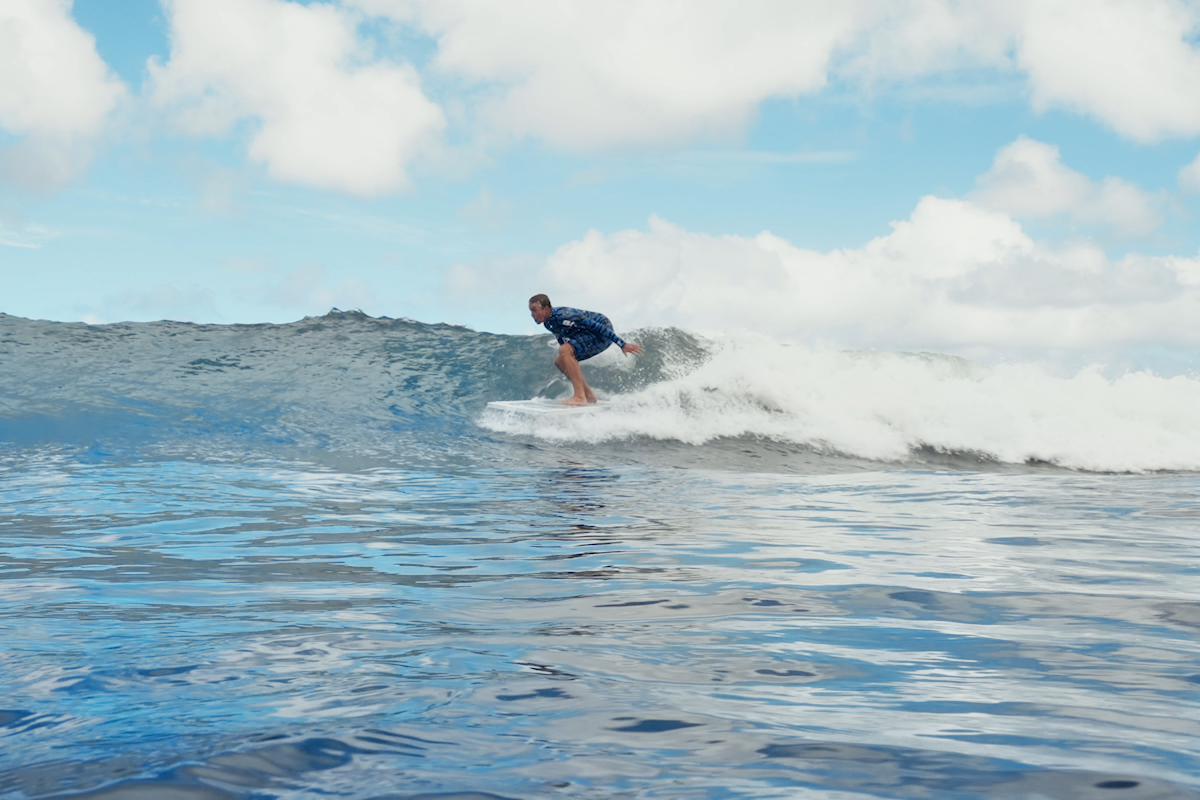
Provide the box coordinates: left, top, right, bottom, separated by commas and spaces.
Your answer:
532, 197, 1200, 362
0, 0, 127, 189
971, 137, 1163, 237
149, 0, 445, 195
129, 1, 1200, 185
342, 0, 1200, 152
850, 0, 1200, 142
840, 1, 1019, 83
8, 1, 1199, 194
1017, 0, 1200, 142
359, 0, 878, 149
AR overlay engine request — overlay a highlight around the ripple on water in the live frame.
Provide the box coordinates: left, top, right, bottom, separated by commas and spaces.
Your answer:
2, 463, 1200, 797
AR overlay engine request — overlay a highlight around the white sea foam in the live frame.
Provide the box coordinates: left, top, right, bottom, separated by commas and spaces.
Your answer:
480, 331, 1200, 472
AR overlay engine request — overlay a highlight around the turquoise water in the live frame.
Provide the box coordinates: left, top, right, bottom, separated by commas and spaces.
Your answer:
2, 312, 1199, 799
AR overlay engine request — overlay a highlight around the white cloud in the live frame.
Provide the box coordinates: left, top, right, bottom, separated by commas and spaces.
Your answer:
0, 137, 97, 192
0, 0, 127, 189
129, 1, 1200, 183
849, 0, 1200, 142
343, 0, 1200, 152
360, 0, 875, 149
533, 197, 1200, 361
842, 1, 1019, 83
839, 0, 1200, 143
1017, 0, 1200, 142
8, 0, 1200, 195
971, 137, 1163, 237
1180, 151, 1200, 192
149, 0, 445, 196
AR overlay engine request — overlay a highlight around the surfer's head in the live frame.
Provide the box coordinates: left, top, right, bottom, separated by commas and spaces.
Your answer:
529, 294, 552, 324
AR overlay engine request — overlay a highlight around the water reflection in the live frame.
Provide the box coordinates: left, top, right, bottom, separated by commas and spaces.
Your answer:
2, 461, 1200, 797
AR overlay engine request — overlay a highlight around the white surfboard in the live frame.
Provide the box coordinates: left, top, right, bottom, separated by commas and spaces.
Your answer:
486, 398, 609, 415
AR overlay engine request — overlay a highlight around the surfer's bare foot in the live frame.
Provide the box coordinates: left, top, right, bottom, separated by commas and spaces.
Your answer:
562, 396, 589, 406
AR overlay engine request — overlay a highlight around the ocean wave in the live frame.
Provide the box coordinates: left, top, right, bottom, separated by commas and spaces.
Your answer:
4, 311, 1200, 472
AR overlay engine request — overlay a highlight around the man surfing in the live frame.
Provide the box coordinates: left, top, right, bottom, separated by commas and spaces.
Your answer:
528, 294, 642, 405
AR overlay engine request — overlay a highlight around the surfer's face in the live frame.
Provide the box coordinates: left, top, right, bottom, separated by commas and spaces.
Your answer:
529, 304, 551, 324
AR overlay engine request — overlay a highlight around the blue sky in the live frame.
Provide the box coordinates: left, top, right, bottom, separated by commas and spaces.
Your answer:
5, 0, 1200, 372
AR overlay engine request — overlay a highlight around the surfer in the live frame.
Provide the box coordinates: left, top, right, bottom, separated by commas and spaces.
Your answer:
529, 294, 642, 405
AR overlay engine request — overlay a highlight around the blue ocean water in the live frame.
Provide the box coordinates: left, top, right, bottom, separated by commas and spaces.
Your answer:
2, 310, 1199, 800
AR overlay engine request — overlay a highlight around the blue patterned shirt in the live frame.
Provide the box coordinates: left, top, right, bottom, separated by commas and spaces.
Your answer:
542, 307, 626, 349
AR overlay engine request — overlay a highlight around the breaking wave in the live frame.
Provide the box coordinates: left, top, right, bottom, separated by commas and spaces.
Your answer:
4, 310, 1199, 472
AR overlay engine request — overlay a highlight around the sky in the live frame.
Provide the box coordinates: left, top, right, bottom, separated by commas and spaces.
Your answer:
5, 0, 1200, 374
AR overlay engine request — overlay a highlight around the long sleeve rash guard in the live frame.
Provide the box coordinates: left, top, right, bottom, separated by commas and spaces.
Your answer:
541, 307, 626, 349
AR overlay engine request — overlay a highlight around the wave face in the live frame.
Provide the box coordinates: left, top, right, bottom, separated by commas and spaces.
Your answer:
0, 311, 703, 468
4, 311, 1200, 472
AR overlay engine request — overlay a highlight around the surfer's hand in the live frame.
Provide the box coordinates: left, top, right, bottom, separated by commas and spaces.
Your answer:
622, 343, 642, 355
